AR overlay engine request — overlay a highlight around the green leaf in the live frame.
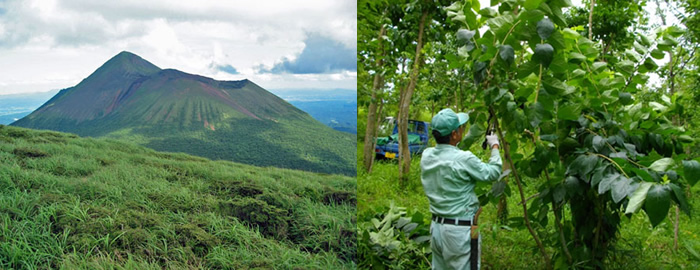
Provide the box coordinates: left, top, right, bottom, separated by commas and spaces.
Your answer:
633, 42, 648, 55
517, 60, 539, 79
650, 49, 665, 59
619, 92, 633, 105
461, 121, 486, 150
598, 173, 619, 194
553, 184, 565, 203
649, 158, 674, 172
572, 69, 585, 78
659, 37, 679, 46
592, 62, 607, 72
570, 154, 598, 177
524, 0, 543, 10
678, 135, 694, 143
682, 160, 700, 187
558, 103, 581, 121
631, 168, 653, 183
479, 44, 498, 62
684, 242, 700, 261
403, 223, 418, 233
643, 57, 658, 71
564, 176, 581, 195
657, 37, 678, 52
487, 13, 516, 35
413, 235, 430, 244
592, 135, 605, 152
568, 52, 586, 63
499, 45, 515, 66
542, 77, 566, 95
396, 217, 410, 229
548, 30, 566, 50
616, 60, 635, 77
445, 2, 461, 12
639, 34, 652, 46
471, 0, 480, 11
526, 102, 545, 128
667, 26, 685, 37
491, 180, 507, 197
451, 14, 467, 24
474, 61, 488, 85
534, 142, 553, 165
625, 182, 652, 214
610, 152, 627, 159
533, 43, 554, 68
519, 9, 545, 24
645, 184, 671, 227
611, 176, 632, 203
555, 0, 573, 8
649, 101, 667, 111
536, 18, 554, 40
456, 29, 476, 46
549, 4, 567, 27
669, 183, 690, 216
479, 7, 498, 18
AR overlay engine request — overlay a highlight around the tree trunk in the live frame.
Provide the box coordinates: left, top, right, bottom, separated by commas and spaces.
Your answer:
497, 159, 510, 225
367, 101, 385, 173
457, 78, 462, 111
668, 48, 680, 251
398, 10, 428, 185
362, 26, 386, 173
674, 205, 680, 250
588, 0, 595, 40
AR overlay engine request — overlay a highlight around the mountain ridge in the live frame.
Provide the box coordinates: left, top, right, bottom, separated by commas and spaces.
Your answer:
13, 51, 355, 176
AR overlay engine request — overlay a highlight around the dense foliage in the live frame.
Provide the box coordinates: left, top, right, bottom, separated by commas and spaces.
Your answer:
0, 125, 356, 268
359, 0, 699, 268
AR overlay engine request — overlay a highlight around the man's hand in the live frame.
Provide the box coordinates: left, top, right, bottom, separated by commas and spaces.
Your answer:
486, 134, 499, 149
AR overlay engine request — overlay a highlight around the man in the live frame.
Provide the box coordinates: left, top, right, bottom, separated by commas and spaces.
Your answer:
421, 108, 502, 270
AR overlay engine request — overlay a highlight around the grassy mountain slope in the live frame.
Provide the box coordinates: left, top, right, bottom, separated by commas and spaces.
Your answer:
0, 125, 356, 269
12, 51, 356, 176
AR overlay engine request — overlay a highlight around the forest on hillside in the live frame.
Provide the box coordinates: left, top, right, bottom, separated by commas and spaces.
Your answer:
358, 0, 700, 268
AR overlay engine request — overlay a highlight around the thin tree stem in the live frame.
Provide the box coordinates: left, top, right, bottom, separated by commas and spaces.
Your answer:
491, 107, 552, 269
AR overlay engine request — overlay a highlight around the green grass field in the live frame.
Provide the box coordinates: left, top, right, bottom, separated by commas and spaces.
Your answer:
0, 125, 356, 269
358, 143, 700, 269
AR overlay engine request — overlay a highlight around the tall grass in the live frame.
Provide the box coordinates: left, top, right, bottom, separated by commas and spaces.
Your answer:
0, 125, 356, 269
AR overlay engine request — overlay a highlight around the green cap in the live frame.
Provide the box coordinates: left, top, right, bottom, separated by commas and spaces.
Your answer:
431, 108, 469, 136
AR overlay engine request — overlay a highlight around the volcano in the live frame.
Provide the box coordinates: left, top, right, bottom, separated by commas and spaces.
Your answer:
12, 51, 356, 176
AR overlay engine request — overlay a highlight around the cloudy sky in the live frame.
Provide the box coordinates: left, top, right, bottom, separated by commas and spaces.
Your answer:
0, 0, 357, 95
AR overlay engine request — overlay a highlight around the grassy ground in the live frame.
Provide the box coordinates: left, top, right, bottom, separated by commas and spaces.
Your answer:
358, 142, 700, 269
0, 125, 356, 269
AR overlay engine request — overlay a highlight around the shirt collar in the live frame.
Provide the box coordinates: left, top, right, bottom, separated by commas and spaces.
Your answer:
435, 144, 458, 150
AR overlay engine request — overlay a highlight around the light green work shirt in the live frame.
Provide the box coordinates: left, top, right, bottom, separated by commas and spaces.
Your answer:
421, 144, 502, 219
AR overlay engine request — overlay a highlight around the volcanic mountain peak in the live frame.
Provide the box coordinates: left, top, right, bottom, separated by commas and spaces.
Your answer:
12, 51, 357, 176
108, 51, 161, 75
83, 51, 161, 82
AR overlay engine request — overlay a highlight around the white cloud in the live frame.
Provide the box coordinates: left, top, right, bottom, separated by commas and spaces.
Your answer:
0, 0, 357, 95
